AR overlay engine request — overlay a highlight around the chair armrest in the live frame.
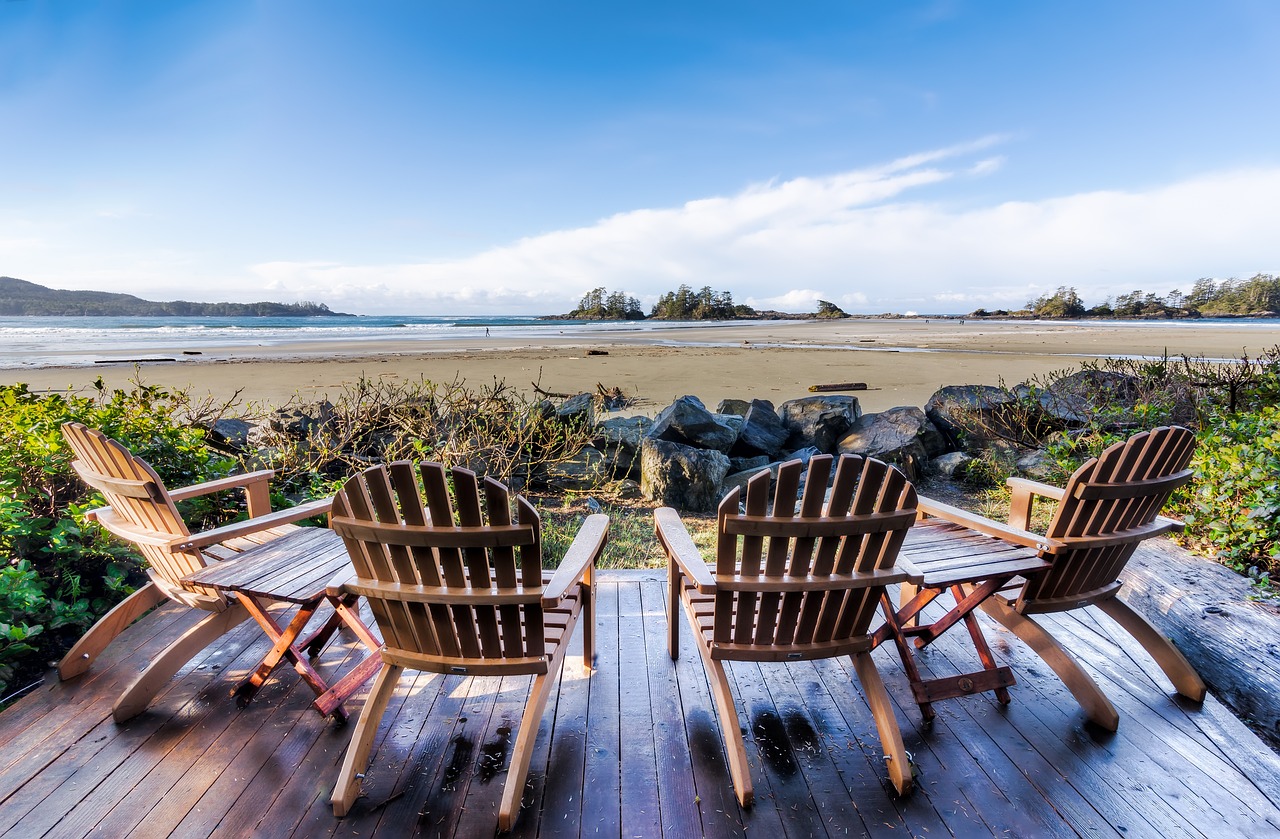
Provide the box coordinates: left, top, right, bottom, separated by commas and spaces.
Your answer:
1006, 477, 1065, 530
177, 497, 334, 551
169, 470, 276, 517
916, 496, 1065, 553
1157, 514, 1185, 533
542, 513, 608, 607
654, 507, 716, 594
1006, 476, 1065, 501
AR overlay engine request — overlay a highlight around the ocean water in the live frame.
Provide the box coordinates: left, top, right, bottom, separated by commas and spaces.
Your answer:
2, 314, 1277, 369
0, 313, 725, 368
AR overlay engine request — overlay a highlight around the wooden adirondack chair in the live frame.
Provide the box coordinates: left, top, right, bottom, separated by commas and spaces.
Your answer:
658, 454, 919, 804
328, 461, 607, 830
902, 424, 1204, 730
59, 422, 332, 722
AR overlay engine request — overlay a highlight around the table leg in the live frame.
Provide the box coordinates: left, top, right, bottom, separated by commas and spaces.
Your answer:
232, 594, 346, 720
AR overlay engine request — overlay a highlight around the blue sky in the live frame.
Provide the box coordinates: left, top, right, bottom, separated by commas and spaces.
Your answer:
2, 1, 1278, 315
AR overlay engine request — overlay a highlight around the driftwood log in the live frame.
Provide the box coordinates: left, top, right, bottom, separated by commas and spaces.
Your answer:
808, 382, 868, 392
1120, 539, 1280, 746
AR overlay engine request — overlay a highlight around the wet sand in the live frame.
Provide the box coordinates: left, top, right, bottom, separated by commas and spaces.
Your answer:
9, 319, 1278, 414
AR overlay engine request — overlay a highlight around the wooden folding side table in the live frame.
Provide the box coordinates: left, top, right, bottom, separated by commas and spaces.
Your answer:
873, 518, 1052, 722
182, 527, 382, 721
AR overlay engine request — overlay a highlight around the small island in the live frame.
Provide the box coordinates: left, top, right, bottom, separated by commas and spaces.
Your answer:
545, 284, 850, 321
0, 277, 353, 317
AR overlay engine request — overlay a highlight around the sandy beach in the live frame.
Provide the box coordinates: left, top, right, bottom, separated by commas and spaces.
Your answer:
9, 318, 1279, 414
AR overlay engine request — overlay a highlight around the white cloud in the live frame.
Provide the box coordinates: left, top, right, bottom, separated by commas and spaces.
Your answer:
7, 137, 1278, 315
272, 148, 1277, 315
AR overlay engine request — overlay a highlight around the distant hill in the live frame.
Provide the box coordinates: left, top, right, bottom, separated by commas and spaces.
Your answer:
0, 277, 353, 317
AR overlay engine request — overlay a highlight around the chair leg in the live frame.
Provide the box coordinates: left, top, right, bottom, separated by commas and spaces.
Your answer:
898, 581, 920, 628
667, 560, 681, 660
1095, 597, 1207, 702
111, 603, 250, 723
499, 669, 559, 831
331, 662, 401, 817
581, 574, 596, 672
980, 599, 1120, 731
704, 655, 754, 807
59, 582, 166, 680
851, 651, 913, 795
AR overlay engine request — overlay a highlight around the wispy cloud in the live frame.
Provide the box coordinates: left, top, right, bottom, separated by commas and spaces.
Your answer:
245, 139, 1278, 315
7, 137, 1277, 315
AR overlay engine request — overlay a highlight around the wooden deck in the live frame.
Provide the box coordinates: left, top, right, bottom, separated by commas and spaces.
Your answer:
2, 568, 1279, 838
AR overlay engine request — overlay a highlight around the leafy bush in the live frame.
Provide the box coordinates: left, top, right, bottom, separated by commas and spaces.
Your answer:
936, 350, 1280, 582
1172, 406, 1280, 575
0, 379, 236, 697
247, 376, 601, 497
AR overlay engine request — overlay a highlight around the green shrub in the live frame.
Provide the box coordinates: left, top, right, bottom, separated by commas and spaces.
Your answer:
0, 379, 235, 697
1173, 406, 1280, 575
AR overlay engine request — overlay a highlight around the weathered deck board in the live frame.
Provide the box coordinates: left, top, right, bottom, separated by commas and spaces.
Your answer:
0, 568, 1277, 838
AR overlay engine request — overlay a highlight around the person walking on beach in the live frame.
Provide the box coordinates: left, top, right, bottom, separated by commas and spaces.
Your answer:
485, 327, 490, 337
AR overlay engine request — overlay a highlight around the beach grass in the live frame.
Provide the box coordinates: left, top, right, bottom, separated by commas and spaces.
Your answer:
533, 494, 717, 569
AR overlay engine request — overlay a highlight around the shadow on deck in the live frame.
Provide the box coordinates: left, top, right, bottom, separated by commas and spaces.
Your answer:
1, 569, 1279, 838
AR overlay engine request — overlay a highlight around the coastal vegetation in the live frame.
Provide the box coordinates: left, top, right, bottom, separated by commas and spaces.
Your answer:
0, 277, 350, 317
554, 284, 849, 321
3, 343, 1279, 701
978, 274, 1280, 320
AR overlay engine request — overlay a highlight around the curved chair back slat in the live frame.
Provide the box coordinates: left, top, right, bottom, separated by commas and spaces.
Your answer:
1022, 425, 1196, 609
331, 461, 551, 670
712, 454, 917, 651
61, 422, 210, 589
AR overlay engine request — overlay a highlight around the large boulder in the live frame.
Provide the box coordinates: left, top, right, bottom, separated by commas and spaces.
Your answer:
716, 398, 757, 417
640, 437, 732, 513
778, 395, 861, 453
542, 446, 607, 491
270, 401, 336, 438
556, 393, 595, 427
836, 406, 940, 482
924, 385, 1023, 452
731, 399, 789, 459
721, 447, 828, 499
648, 396, 737, 453
930, 451, 974, 478
209, 418, 253, 451
593, 415, 652, 481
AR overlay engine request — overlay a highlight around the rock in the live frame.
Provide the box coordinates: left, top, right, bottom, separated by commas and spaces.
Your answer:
924, 385, 1023, 452
729, 454, 772, 474
209, 418, 253, 450
782, 446, 824, 467
778, 395, 861, 453
1015, 448, 1059, 481
640, 437, 732, 513
556, 393, 595, 426
270, 401, 336, 438
609, 479, 643, 499
930, 451, 974, 478
593, 415, 652, 481
716, 398, 757, 417
732, 399, 789, 459
542, 446, 607, 491
722, 448, 833, 499
836, 406, 937, 482
716, 414, 745, 436
647, 396, 737, 453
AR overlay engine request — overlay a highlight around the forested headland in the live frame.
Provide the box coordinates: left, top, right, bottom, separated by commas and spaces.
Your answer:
0, 277, 351, 317
982, 275, 1280, 319
548, 284, 849, 321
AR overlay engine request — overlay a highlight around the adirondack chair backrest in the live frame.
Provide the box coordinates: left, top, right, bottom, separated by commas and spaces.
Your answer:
712, 454, 917, 650
330, 461, 552, 672
61, 422, 212, 594
1021, 425, 1196, 610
